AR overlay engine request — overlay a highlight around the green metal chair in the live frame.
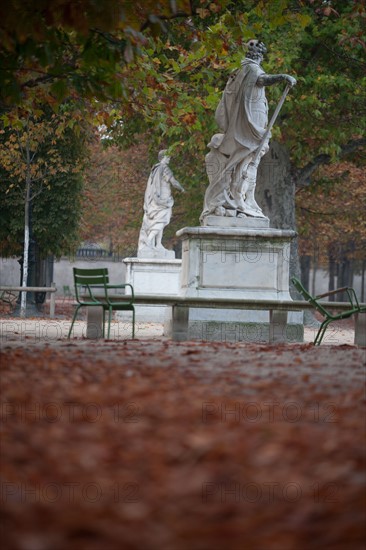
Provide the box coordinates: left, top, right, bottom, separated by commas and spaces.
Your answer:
67, 267, 135, 339
291, 276, 365, 345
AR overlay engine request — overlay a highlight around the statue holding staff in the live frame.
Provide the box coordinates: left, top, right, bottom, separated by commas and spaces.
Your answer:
200, 40, 296, 223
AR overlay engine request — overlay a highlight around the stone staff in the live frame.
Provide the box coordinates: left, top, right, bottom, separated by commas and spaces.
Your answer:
233, 83, 292, 217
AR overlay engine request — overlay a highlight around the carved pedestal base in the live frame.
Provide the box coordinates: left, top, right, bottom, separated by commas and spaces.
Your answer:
122, 257, 181, 322
201, 215, 269, 228
171, 225, 303, 343
137, 246, 175, 260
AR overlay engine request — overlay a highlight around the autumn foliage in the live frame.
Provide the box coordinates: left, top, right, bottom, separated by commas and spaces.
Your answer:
297, 161, 366, 263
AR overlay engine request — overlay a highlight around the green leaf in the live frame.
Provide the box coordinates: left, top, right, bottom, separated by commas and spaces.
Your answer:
50, 79, 69, 102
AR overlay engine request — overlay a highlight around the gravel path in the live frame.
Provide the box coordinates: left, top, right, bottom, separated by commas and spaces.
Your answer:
0, 317, 357, 347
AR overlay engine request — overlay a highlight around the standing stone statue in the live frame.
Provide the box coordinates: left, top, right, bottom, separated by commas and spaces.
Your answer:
200, 39, 296, 223
138, 150, 185, 258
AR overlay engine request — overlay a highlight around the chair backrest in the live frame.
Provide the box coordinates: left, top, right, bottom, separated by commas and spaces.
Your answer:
73, 268, 109, 302
291, 277, 329, 317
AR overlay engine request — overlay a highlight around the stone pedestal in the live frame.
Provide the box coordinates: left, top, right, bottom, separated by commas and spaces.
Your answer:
174, 225, 303, 342
122, 258, 181, 322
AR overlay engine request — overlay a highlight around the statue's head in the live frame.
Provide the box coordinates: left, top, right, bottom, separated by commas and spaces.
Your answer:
246, 39, 267, 62
158, 149, 170, 163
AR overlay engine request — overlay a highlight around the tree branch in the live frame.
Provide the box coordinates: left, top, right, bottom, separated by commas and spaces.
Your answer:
20, 74, 57, 89
295, 153, 331, 188
295, 138, 366, 189
30, 183, 45, 201
140, 2, 194, 31
340, 137, 366, 156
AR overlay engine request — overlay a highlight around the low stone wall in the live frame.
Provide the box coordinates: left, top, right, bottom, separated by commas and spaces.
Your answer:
1, 256, 365, 299
0, 257, 127, 296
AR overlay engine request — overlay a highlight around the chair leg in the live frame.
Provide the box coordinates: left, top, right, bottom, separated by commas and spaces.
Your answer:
314, 319, 332, 345
102, 309, 106, 338
132, 308, 135, 339
68, 305, 81, 338
107, 307, 113, 339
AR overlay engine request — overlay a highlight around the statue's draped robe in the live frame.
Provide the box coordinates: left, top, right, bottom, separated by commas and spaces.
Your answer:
138, 163, 174, 250
201, 58, 269, 220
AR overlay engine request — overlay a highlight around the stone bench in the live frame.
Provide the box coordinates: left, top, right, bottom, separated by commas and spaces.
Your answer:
84, 294, 366, 346
0, 285, 57, 317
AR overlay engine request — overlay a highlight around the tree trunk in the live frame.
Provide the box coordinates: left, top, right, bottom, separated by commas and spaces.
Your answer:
300, 255, 311, 290
20, 138, 31, 317
256, 141, 301, 296
35, 251, 54, 309
311, 249, 318, 297
257, 141, 294, 229
338, 244, 354, 301
328, 245, 337, 301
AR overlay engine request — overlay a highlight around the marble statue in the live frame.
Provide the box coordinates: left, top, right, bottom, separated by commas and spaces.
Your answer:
138, 150, 185, 258
200, 39, 296, 223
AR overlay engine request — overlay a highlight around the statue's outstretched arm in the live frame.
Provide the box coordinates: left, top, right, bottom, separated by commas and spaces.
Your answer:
257, 73, 296, 87
169, 174, 185, 193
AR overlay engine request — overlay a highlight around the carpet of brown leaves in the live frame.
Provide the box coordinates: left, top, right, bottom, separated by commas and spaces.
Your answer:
1, 338, 365, 550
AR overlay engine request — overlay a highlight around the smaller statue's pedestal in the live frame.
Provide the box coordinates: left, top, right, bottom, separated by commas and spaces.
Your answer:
171, 222, 303, 342
123, 257, 181, 322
